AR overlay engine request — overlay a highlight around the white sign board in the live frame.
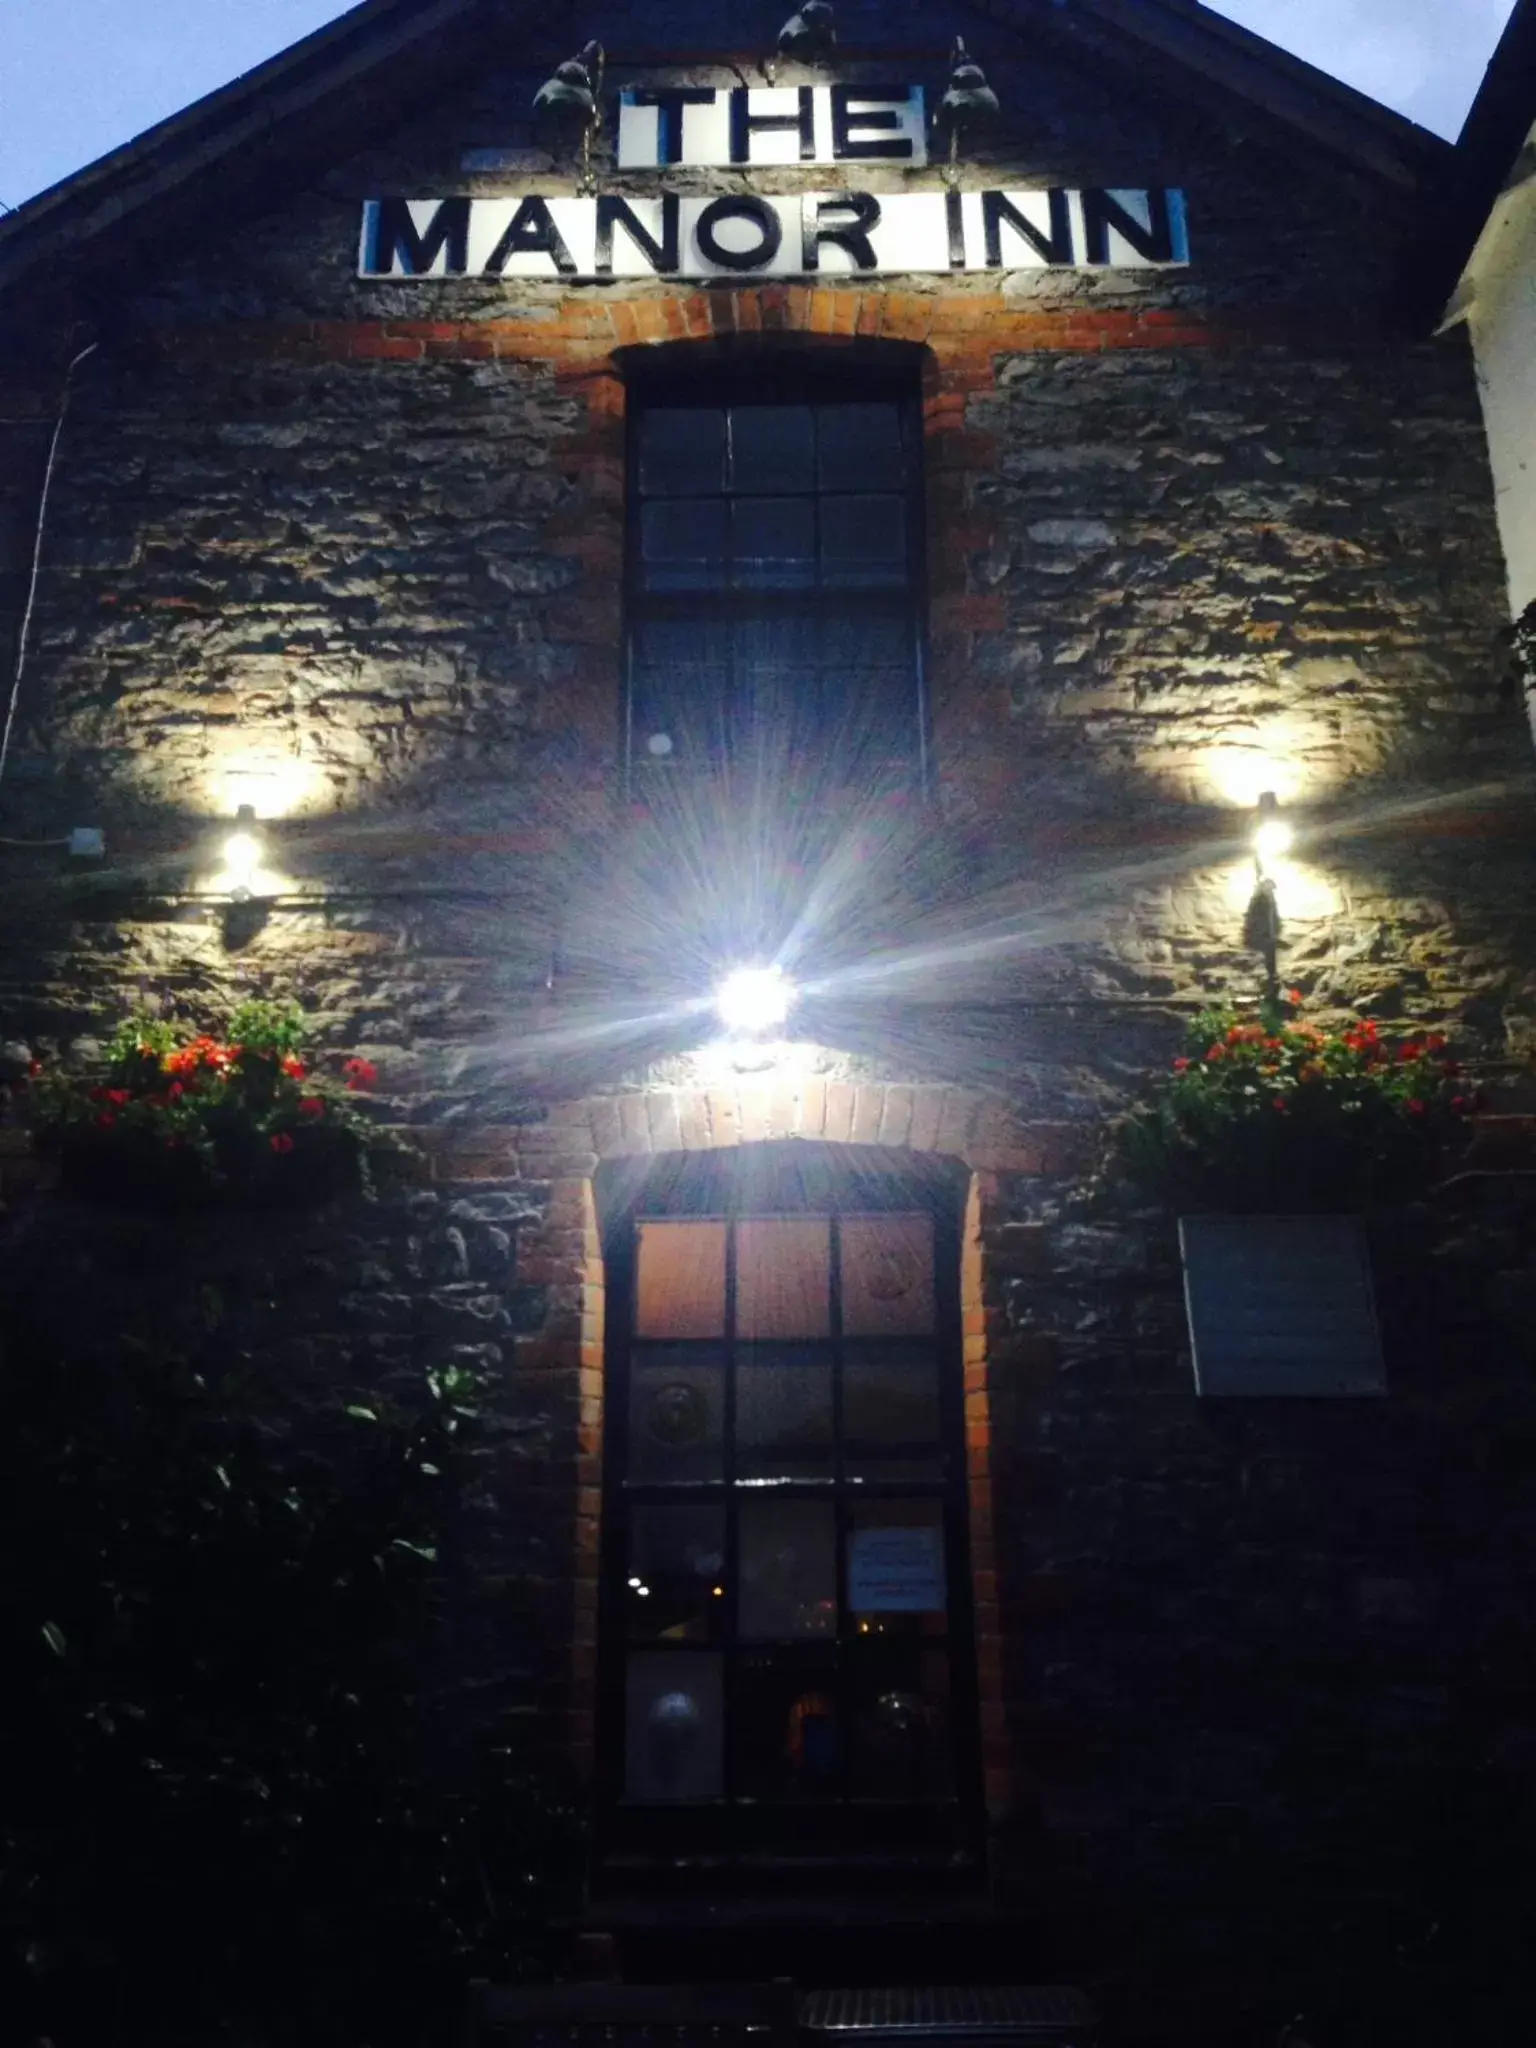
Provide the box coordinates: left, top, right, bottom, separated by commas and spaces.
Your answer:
848, 1524, 947, 1612
616, 84, 929, 168
359, 188, 1188, 281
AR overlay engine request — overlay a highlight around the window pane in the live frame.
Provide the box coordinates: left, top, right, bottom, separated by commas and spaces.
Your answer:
626, 1506, 728, 1641
731, 1648, 841, 1800
730, 499, 815, 589
736, 1342, 833, 1476
739, 1497, 837, 1639
628, 1347, 724, 1482
641, 500, 727, 590
817, 402, 905, 492
636, 1220, 726, 1339
640, 407, 727, 496
849, 1644, 953, 1798
822, 613, 912, 669
820, 494, 907, 587
737, 1218, 830, 1339
844, 1340, 941, 1461
632, 619, 730, 767
841, 1215, 935, 1336
626, 1651, 723, 1800
848, 1499, 947, 1633
730, 404, 815, 493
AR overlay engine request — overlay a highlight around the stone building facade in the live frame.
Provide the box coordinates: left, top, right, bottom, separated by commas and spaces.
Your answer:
2, 0, 1535, 2033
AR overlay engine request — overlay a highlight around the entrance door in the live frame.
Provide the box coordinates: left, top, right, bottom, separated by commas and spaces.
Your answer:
596, 1143, 980, 1861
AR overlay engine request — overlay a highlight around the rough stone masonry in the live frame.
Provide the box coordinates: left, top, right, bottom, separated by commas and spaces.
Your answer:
1, 0, 1535, 2019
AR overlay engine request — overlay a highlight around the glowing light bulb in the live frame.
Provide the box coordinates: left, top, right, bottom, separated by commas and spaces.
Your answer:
714, 964, 792, 1037
1252, 791, 1292, 866
220, 805, 266, 900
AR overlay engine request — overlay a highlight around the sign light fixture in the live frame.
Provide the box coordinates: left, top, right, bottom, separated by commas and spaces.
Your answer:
222, 804, 265, 902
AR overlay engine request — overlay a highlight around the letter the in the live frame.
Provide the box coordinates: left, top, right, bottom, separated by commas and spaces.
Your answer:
802, 193, 881, 271
366, 196, 471, 276
596, 194, 681, 276
831, 85, 917, 162
484, 197, 577, 277
729, 86, 816, 165
982, 189, 1072, 268
626, 87, 716, 167
1080, 188, 1176, 266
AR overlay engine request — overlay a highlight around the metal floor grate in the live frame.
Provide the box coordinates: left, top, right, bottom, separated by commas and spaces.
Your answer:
800, 1987, 1097, 2040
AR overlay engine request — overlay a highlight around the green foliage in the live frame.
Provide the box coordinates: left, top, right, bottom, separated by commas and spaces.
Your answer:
1113, 995, 1472, 1213
0, 1325, 583, 2046
26, 1005, 386, 1208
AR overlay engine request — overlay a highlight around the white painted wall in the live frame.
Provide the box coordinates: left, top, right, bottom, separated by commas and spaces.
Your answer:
1463, 122, 1536, 618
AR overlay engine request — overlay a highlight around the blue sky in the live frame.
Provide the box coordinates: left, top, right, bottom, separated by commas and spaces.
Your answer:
0, 0, 1519, 212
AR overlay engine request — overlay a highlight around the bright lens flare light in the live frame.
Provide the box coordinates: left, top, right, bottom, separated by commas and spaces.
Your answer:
1253, 817, 1294, 862
714, 964, 793, 1037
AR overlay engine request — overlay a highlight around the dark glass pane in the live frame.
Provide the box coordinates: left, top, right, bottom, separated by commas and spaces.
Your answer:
641, 500, 727, 590
822, 613, 912, 669
736, 1342, 833, 1476
640, 408, 727, 497
626, 1505, 728, 1642
739, 1497, 837, 1639
848, 1644, 952, 1798
847, 1498, 947, 1635
735, 1217, 830, 1339
820, 494, 907, 587
841, 1214, 935, 1335
625, 1651, 723, 1800
844, 1341, 941, 1464
632, 621, 730, 766
628, 1345, 724, 1482
731, 1648, 841, 1801
817, 402, 906, 492
730, 404, 815, 493
730, 499, 815, 589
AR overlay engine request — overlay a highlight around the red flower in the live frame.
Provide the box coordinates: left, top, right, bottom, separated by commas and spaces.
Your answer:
104, 1088, 131, 1107
97, 1112, 116, 1129
343, 1057, 378, 1091
1426, 1034, 1447, 1053
1450, 1096, 1469, 1115
168, 1081, 184, 1100
1206, 1044, 1226, 1063
1406, 1099, 1426, 1116
27, 1059, 42, 1078
1172, 1057, 1191, 1073
1272, 1097, 1289, 1113
298, 1096, 325, 1119
269, 1132, 295, 1154
1287, 988, 1304, 1006
282, 1056, 307, 1079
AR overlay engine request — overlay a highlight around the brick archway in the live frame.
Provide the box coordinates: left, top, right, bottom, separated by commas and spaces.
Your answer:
487, 1077, 1060, 1821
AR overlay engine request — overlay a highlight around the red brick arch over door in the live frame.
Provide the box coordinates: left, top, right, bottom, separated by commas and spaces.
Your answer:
493, 1077, 1068, 1822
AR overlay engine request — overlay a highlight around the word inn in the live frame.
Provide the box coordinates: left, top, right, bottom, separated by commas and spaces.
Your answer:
359, 188, 1189, 282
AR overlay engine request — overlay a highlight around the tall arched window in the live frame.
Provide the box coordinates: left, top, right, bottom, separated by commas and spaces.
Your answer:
623, 354, 929, 794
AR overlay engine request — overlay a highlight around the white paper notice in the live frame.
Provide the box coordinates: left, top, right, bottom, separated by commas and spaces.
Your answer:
848, 1524, 946, 1612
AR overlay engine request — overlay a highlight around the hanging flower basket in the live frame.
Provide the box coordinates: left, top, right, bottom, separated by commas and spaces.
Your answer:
24, 1002, 385, 1212
1111, 991, 1473, 1216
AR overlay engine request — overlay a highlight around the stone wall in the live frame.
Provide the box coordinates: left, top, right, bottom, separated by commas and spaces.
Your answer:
2, 0, 1536, 2027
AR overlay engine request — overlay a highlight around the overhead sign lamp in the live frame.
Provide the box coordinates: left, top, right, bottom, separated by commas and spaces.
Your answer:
532, 40, 606, 193
777, 1, 836, 61
766, 1, 835, 80
223, 805, 265, 903
936, 37, 1000, 187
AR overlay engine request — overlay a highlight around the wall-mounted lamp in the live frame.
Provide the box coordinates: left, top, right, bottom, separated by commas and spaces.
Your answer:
222, 805, 266, 903
936, 37, 1000, 187
532, 40, 606, 194
1244, 791, 1289, 994
768, 1, 836, 79
715, 964, 794, 1038
1252, 789, 1294, 870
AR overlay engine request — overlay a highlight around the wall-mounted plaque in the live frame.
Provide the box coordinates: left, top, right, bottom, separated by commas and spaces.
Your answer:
1179, 1214, 1386, 1397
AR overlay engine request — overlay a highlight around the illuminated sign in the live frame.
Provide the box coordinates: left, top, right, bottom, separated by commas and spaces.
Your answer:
359, 188, 1188, 280
616, 84, 929, 168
